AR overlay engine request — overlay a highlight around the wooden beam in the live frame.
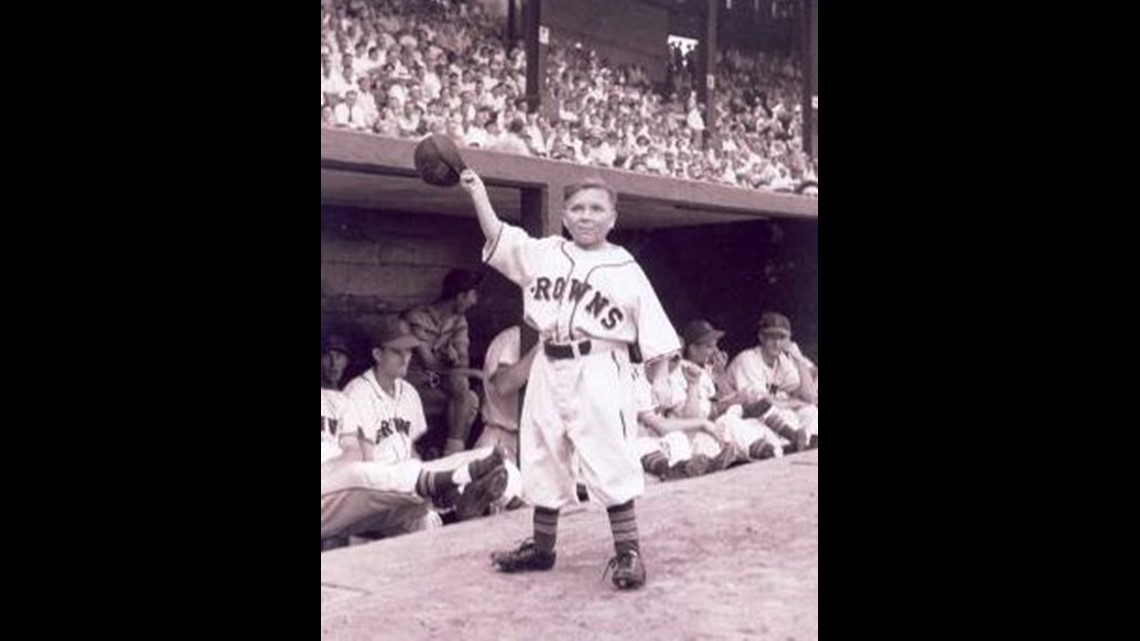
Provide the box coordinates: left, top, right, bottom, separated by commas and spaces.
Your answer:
321, 129, 818, 220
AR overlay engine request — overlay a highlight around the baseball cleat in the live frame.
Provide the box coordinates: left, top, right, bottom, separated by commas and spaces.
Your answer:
604, 551, 646, 590
492, 539, 556, 572
454, 465, 508, 520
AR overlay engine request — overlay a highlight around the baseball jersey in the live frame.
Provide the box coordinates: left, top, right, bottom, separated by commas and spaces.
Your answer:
631, 364, 656, 417
666, 362, 717, 419
632, 364, 695, 444
340, 369, 428, 466
631, 364, 658, 440
484, 222, 680, 360
321, 388, 347, 464
727, 348, 802, 400
481, 325, 521, 432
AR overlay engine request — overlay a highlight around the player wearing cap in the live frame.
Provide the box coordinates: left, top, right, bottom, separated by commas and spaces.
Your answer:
321, 315, 515, 543
321, 332, 353, 391
725, 312, 818, 451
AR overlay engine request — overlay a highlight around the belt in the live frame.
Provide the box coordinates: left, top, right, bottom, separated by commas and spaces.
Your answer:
543, 338, 627, 361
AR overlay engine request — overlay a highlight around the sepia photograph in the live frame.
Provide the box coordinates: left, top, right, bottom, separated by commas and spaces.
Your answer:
321, 1, 818, 638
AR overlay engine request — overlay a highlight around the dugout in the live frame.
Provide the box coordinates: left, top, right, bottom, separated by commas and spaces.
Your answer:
321, 129, 817, 384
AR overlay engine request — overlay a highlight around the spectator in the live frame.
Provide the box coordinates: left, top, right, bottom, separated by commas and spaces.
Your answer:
490, 118, 530, 155
319, 1, 817, 194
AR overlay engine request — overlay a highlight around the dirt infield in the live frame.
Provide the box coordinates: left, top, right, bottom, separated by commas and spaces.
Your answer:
321, 449, 818, 640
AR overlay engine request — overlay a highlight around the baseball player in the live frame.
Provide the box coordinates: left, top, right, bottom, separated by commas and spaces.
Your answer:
460, 169, 680, 590
321, 387, 346, 465
403, 269, 484, 457
474, 325, 540, 465
725, 312, 818, 452
321, 333, 352, 390
321, 315, 516, 543
630, 360, 719, 481
674, 319, 783, 465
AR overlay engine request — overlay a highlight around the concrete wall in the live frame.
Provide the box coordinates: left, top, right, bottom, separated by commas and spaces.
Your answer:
320, 205, 523, 376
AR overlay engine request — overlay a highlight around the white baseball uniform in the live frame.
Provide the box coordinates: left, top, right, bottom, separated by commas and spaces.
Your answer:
321, 370, 434, 540
320, 369, 520, 540
475, 325, 522, 463
726, 347, 819, 438
631, 363, 694, 465
660, 362, 783, 461
321, 388, 346, 465
665, 364, 725, 460
484, 222, 680, 509
664, 362, 716, 418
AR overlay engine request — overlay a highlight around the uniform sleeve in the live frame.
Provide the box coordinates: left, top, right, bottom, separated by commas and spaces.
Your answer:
337, 382, 369, 448
631, 266, 681, 361
403, 383, 429, 444
632, 365, 656, 415
698, 370, 717, 417
482, 326, 520, 379
321, 389, 334, 420
773, 354, 802, 393
483, 221, 539, 286
665, 368, 689, 414
729, 350, 768, 399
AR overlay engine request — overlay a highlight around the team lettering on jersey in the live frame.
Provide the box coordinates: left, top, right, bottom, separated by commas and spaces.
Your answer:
374, 417, 412, 442
321, 416, 340, 437
529, 276, 626, 330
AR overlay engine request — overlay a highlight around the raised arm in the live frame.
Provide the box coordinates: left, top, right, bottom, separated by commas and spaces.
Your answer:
458, 169, 503, 242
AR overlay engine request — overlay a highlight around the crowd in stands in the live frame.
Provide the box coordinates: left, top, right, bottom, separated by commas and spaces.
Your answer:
321, 0, 817, 197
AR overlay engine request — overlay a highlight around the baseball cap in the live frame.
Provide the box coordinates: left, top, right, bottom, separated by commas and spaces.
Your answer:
322, 333, 352, 356
758, 312, 792, 337
365, 315, 423, 350
681, 319, 725, 346
440, 268, 484, 300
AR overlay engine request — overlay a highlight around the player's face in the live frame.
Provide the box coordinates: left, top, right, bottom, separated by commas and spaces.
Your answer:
375, 345, 413, 379
322, 350, 350, 387
563, 188, 616, 249
759, 331, 790, 358
687, 340, 718, 366
456, 289, 479, 314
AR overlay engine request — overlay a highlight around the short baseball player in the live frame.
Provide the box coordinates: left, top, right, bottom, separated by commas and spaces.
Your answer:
725, 312, 818, 451
321, 315, 517, 543
461, 170, 680, 590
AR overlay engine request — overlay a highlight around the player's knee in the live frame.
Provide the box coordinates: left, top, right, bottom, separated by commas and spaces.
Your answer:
690, 433, 720, 458
662, 432, 692, 462
635, 437, 660, 459
797, 406, 818, 432
339, 463, 372, 487
775, 409, 802, 431
412, 511, 443, 532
